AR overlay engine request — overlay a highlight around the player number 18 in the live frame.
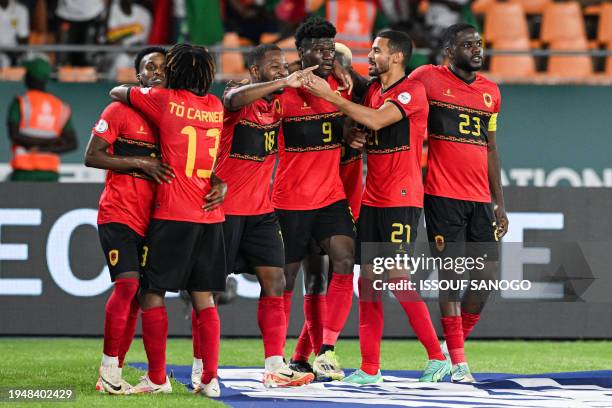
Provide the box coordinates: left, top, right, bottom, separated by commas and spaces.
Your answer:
264, 130, 275, 152
181, 126, 220, 178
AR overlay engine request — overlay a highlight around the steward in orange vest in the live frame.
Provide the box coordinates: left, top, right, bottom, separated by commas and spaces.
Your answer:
326, 0, 376, 76
6, 57, 77, 181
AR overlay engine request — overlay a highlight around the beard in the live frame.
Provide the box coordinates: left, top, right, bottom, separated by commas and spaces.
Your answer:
368, 60, 389, 77
455, 57, 482, 72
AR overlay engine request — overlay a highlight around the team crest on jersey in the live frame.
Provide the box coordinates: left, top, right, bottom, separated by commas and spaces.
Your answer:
397, 92, 411, 105
109, 249, 119, 266
94, 119, 108, 133
274, 99, 282, 114
483, 93, 493, 108
435, 235, 445, 252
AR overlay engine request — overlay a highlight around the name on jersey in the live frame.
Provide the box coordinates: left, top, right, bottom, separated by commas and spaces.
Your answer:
169, 101, 223, 123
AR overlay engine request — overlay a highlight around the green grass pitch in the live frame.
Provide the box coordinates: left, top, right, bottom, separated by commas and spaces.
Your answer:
1, 338, 611, 407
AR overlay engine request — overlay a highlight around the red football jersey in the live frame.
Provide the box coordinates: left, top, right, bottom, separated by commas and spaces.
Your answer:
361, 77, 428, 208
409, 65, 501, 203
129, 87, 224, 223
272, 77, 349, 210
216, 97, 282, 215
94, 102, 158, 236
340, 142, 363, 219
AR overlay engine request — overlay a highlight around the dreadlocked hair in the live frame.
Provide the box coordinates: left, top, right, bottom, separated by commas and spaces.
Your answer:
165, 43, 216, 96
295, 16, 336, 49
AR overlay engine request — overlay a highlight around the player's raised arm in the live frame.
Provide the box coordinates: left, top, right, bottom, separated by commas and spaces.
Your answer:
223, 65, 318, 111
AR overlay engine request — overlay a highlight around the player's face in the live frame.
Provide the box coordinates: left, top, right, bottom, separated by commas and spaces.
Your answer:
367, 37, 391, 77
300, 38, 336, 77
138, 52, 166, 88
258, 50, 289, 94
449, 29, 484, 72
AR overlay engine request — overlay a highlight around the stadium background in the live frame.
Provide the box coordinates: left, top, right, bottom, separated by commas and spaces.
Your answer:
1, 0, 611, 339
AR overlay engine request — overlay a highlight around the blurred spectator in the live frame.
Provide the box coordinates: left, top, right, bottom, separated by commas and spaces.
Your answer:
6, 57, 77, 181
425, 0, 471, 38
225, 0, 278, 44
185, 0, 224, 45
148, 0, 171, 44
326, 0, 377, 75
103, 0, 151, 76
0, 0, 30, 67
55, 0, 106, 66
275, 0, 306, 37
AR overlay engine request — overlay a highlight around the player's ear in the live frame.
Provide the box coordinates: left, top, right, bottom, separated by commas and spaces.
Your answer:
249, 65, 260, 81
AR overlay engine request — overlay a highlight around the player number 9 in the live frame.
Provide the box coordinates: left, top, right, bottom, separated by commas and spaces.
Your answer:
322, 121, 333, 142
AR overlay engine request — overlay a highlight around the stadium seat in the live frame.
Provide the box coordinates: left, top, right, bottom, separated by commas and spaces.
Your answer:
260, 32, 281, 44
484, 3, 529, 44
472, 0, 496, 15
276, 36, 299, 65
541, 2, 586, 44
597, 3, 612, 46
0, 67, 26, 81
490, 38, 535, 77
547, 39, 593, 77
57, 66, 97, 82
115, 67, 137, 84
509, 0, 551, 15
221, 32, 247, 76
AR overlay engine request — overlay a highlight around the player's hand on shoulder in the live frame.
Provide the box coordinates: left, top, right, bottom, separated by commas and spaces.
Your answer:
203, 175, 227, 211
137, 156, 175, 184
494, 205, 509, 239
345, 127, 367, 150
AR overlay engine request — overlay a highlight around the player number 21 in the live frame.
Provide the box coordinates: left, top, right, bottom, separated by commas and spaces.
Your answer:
458, 114, 481, 137
322, 121, 333, 142
181, 125, 220, 178
391, 223, 411, 243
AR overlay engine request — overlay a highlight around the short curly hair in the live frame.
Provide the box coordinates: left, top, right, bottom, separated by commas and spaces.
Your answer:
295, 16, 336, 49
134, 46, 166, 73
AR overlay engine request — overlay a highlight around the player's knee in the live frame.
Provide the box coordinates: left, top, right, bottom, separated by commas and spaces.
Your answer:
332, 254, 354, 275
261, 274, 285, 297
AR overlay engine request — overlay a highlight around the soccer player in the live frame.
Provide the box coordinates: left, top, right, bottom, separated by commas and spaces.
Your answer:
85, 46, 172, 395
273, 17, 359, 381
409, 23, 508, 383
213, 43, 318, 387
304, 30, 450, 384
109, 44, 227, 397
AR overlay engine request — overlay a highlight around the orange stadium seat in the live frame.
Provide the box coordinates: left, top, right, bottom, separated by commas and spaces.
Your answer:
260, 32, 281, 44
509, 0, 551, 15
0, 67, 26, 81
490, 38, 535, 77
57, 66, 97, 82
472, 0, 496, 15
221, 32, 247, 76
484, 2, 529, 44
597, 3, 612, 46
276, 36, 299, 65
541, 2, 586, 44
115, 67, 137, 84
547, 39, 593, 77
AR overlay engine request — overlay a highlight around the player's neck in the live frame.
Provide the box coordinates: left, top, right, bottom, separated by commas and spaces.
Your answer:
379, 69, 405, 92
448, 64, 477, 84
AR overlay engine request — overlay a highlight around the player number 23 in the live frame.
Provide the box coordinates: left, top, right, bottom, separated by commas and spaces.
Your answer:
458, 114, 481, 137
391, 223, 411, 243
181, 125, 220, 178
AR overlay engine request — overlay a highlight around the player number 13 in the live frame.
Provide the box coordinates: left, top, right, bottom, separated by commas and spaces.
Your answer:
181, 125, 220, 178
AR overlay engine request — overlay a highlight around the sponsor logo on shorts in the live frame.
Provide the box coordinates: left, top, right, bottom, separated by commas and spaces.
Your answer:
493, 222, 500, 242
435, 235, 445, 252
109, 249, 119, 266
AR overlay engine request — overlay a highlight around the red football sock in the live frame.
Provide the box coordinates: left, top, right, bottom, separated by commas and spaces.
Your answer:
292, 323, 313, 362
141, 306, 168, 385
118, 294, 140, 368
103, 278, 139, 359
283, 291, 292, 332
389, 277, 445, 361
441, 316, 466, 364
304, 294, 326, 354
461, 311, 481, 340
191, 309, 201, 359
258, 296, 286, 358
323, 273, 354, 346
198, 307, 220, 385
359, 300, 384, 375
